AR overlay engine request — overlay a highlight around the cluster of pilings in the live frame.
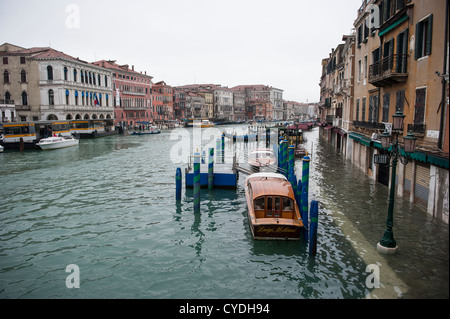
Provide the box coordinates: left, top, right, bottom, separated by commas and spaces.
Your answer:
277, 135, 318, 256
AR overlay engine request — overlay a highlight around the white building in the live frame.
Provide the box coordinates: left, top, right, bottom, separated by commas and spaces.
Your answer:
213, 86, 233, 121
34, 49, 114, 121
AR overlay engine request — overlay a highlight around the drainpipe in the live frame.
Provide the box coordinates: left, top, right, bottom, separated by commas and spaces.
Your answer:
438, 0, 449, 149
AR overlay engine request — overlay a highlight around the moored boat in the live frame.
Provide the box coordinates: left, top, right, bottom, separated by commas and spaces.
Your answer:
36, 135, 79, 150
247, 148, 276, 171
131, 125, 161, 135
245, 172, 304, 240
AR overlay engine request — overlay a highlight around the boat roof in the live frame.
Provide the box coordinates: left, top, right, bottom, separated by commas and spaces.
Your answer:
246, 173, 294, 199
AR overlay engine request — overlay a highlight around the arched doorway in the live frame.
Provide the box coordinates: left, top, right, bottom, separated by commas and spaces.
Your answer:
47, 114, 58, 120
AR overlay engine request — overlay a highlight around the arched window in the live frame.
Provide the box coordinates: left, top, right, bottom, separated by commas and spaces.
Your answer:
65, 89, 70, 105
20, 70, 27, 83
104, 75, 108, 87
75, 114, 82, 119
93, 73, 96, 85
81, 70, 84, 83
5, 91, 11, 102
98, 74, 101, 86
84, 114, 90, 119
73, 69, 77, 82
75, 91, 79, 105
89, 72, 92, 84
66, 114, 73, 120
48, 89, 54, 105
3, 70, 9, 83
47, 65, 53, 80
22, 91, 28, 105
64, 67, 68, 80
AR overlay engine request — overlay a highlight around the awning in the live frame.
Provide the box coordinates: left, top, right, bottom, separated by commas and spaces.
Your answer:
324, 125, 333, 130
378, 14, 409, 37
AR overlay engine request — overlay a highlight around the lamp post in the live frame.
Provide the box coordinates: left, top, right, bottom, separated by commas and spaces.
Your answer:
377, 111, 417, 254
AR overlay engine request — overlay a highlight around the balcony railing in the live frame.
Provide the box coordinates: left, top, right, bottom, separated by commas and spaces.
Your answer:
353, 121, 386, 130
369, 54, 408, 87
407, 123, 426, 136
0, 99, 15, 105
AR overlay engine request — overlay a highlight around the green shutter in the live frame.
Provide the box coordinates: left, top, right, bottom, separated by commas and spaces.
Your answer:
426, 14, 433, 56
414, 22, 420, 59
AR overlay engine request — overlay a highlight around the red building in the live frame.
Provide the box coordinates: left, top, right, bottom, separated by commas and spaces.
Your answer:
92, 60, 153, 128
173, 89, 186, 120
152, 81, 173, 124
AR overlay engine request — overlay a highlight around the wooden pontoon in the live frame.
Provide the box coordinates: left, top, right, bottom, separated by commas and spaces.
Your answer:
245, 172, 304, 240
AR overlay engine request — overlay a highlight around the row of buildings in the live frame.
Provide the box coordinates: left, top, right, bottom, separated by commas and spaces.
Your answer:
0, 43, 317, 128
319, 0, 449, 223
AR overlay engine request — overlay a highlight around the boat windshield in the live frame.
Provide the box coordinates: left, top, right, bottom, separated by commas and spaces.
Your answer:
253, 196, 294, 218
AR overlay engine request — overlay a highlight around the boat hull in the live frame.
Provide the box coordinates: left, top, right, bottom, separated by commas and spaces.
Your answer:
251, 223, 302, 240
244, 172, 304, 241
37, 138, 79, 150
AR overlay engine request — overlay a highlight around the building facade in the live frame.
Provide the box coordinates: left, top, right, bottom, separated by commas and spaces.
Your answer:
1, 43, 114, 122
92, 60, 153, 128
152, 81, 174, 123
320, 0, 449, 223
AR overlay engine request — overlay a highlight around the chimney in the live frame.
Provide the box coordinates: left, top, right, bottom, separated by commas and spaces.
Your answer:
132, 65, 134, 71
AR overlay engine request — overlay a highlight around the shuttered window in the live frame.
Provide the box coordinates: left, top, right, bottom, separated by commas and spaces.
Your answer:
382, 93, 390, 122
414, 88, 426, 124
415, 14, 433, 59
396, 90, 405, 113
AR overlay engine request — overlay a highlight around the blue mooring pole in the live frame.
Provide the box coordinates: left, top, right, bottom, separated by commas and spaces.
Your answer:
301, 155, 310, 242
221, 133, 225, 163
309, 200, 319, 256
193, 151, 201, 212
283, 138, 288, 177
216, 137, 221, 164
288, 143, 295, 180
208, 147, 214, 191
302, 186, 309, 242
176, 167, 182, 201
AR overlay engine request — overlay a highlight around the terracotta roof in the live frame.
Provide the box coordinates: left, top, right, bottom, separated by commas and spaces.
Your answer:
31, 48, 81, 62
92, 60, 152, 77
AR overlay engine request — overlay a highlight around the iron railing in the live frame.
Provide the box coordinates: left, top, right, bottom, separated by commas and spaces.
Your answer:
369, 54, 407, 82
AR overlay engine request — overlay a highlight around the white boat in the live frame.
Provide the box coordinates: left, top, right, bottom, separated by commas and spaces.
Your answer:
36, 135, 79, 150
248, 148, 276, 170
0, 144, 4, 152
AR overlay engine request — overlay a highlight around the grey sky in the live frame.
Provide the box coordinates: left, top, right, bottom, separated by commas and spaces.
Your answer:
0, 0, 363, 102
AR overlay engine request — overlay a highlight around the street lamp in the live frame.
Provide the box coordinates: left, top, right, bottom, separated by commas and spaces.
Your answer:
377, 111, 417, 254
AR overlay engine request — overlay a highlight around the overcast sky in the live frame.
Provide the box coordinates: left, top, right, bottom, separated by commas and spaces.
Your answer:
0, 0, 363, 102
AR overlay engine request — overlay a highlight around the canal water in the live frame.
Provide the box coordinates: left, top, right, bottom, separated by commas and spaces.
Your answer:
0, 125, 448, 299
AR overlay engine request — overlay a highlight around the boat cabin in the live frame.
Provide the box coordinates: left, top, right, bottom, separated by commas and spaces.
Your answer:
253, 195, 296, 219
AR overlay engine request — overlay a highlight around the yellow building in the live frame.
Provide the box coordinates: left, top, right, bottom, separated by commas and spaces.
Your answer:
322, 0, 449, 223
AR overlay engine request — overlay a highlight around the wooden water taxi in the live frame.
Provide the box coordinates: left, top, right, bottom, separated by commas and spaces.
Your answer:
245, 172, 304, 240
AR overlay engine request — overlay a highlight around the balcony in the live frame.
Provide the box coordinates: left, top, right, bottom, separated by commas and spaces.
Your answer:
369, 54, 408, 87
407, 123, 426, 136
0, 99, 15, 105
353, 121, 386, 130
